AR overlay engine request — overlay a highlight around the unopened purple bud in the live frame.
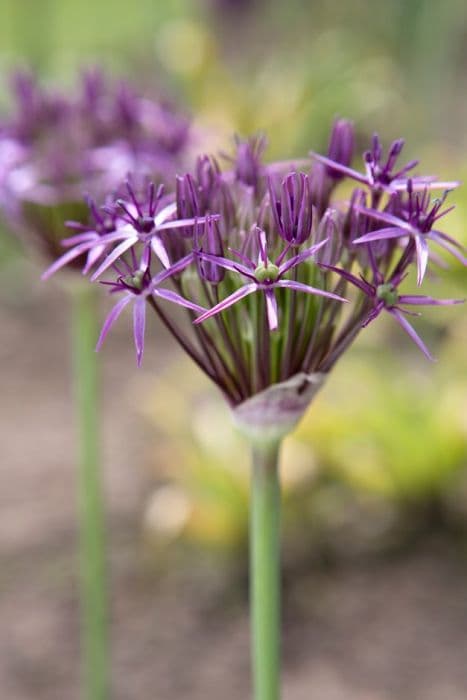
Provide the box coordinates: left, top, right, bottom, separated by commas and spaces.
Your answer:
343, 188, 367, 246
269, 172, 313, 246
314, 208, 342, 265
233, 134, 267, 190
176, 173, 201, 219
326, 118, 354, 180
195, 155, 221, 207
371, 134, 382, 162
385, 138, 405, 173
196, 216, 225, 284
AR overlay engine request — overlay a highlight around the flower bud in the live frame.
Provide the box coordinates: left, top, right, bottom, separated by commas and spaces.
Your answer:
196, 216, 225, 284
234, 134, 267, 190
314, 208, 342, 265
269, 172, 313, 246
326, 118, 354, 180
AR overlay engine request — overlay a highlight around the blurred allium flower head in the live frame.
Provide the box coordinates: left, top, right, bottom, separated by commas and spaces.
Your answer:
44, 121, 465, 439
0, 69, 191, 264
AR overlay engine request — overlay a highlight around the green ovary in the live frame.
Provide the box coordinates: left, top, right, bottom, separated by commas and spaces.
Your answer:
376, 283, 398, 307
254, 262, 280, 283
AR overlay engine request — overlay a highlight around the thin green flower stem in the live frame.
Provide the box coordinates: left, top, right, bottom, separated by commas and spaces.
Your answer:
290, 261, 323, 374
249, 292, 261, 394
306, 276, 348, 371
193, 320, 244, 402
301, 294, 325, 371
250, 440, 282, 700
230, 288, 252, 376
291, 290, 317, 374
269, 331, 282, 384
320, 300, 371, 371
280, 268, 298, 379
210, 284, 250, 397
147, 297, 220, 386
257, 294, 269, 391
177, 277, 242, 399
177, 275, 243, 401
71, 283, 108, 700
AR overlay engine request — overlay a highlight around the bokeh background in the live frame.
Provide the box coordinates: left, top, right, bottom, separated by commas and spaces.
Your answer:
1, 1, 466, 698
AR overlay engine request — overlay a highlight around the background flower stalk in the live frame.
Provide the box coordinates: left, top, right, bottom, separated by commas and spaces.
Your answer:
0, 69, 194, 700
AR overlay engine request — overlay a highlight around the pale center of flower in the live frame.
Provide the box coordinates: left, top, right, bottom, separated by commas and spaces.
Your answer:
254, 262, 280, 283
376, 283, 398, 307
125, 269, 145, 290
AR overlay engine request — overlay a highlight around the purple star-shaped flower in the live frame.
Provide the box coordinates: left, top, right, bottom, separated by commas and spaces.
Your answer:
311, 133, 459, 195
194, 227, 348, 331
319, 263, 464, 360
353, 185, 467, 285
42, 180, 217, 280
97, 249, 204, 366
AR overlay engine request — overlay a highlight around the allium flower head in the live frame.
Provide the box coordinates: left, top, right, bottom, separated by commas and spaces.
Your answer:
0, 69, 192, 268
44, 126, 465, 437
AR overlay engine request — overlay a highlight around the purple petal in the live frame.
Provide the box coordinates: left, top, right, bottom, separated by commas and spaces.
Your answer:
61, 231, 99, 247
354, 205, 414, 233
398, 295, 465, 306
389, 308, 435, 361
353, 227, 407, 245
90, 236, 138, 280
414, 234, 429, 285
41, 242, 96, 280
96, 295, 132, 351
228, 246, 256, 270
278, 239, 328, 275
151, 253, 195, 286
431, 230, 467, 252
139, 245, 151, 270
264, 288, 278, 330
257, 228, 268, 267
392, 179, 460, 192
194, 284, 257, 324
273, 279, 348, 303
317, 263, 374, 295
310, 152, 368, 185
153, 202, 177, 227
83, 244, 106, 274
430, 232, 467, 265
133, 297, 146, 367
157, 213, 219, 231
153, 287, 205, 314
196, 252, 254, 278
151, 235, 171, 269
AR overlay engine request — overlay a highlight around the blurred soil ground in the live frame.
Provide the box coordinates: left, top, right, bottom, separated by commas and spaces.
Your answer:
2, 262, 467, 700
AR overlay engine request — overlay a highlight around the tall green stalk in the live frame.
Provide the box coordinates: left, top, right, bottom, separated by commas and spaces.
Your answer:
250, 440, 281, 700
71, 283, 108, 700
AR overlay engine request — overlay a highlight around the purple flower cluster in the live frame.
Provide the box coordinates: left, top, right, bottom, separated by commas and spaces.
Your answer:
0, 69, 191, 263
44, 121, 465, 403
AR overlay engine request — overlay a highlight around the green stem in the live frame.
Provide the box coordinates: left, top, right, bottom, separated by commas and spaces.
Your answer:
250, 440, 281, 700
71, 283, 108, 700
